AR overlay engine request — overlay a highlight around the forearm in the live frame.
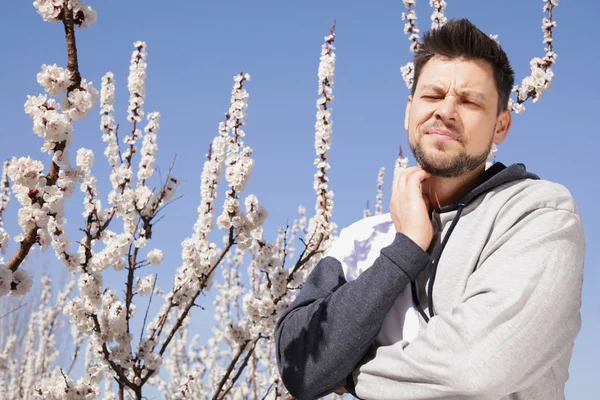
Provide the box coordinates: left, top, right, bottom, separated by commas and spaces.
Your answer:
275, 232, 430, 400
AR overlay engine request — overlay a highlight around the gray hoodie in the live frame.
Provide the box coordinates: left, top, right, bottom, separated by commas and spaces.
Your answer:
275, 163, 585, 400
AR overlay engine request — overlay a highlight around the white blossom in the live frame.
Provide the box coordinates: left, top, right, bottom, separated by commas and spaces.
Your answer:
33, 0, 63, 23
133, 184, 153, 216
76, 148, 94, 174
509, 0, 559, 113
134, 237, 147, 249
509, 98, 526, 115
245, 194, 268, 229
0, 160, 10, 216
78, 272, 103, 307
429, 0, 448, 30
91, 231, 133, 272
72, 0, 97, 29
486, 143, 498, 170
36, 368, 100, 399
66, 79, 99, 121
127, 41, 148, 123
375, 167, 385, 215
401, 62, 415, 90
401, 0, 420, 55
106, 300, 128, 336
0, 229, 9, 255
144, 352, 162, 370
136, 274, 155, 295
11, 269, 33, 296
0, 266, 12, 296
308, 30, 337, 249
37, 64, 70, 96
34, 0, 97, 28
24, 95, 73, 147
100, 72, 120, 171
147, 249, 163, 266
218, 72, 255, 240
137, 112, 160, 181
394, 154, 410, 177
7, 156, 45, 189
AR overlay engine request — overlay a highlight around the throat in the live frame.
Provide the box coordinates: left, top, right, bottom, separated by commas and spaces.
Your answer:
424, 167, 485, 209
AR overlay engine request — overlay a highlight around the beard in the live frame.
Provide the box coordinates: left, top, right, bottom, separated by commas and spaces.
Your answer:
409, 136, 493, 178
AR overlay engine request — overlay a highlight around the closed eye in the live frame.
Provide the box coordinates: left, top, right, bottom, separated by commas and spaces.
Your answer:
462, 99, 480, 107
422, 95, 442, 100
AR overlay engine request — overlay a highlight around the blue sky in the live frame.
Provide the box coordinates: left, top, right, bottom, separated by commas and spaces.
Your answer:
0, 0, 598, 398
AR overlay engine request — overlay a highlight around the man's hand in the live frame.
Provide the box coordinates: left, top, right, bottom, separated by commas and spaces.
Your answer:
390, 166, 433, 251
334, 387, 348, 395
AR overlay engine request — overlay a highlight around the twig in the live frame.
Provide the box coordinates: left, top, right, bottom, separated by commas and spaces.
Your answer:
66, 340, 82, 375
0, 303, 27, 320
115, 124, 124, 164
139, 274, 157, 345
0, 160, 11, 227
260, 383, 274, 400
281, 222, 289, 269
216, 337, 261, 400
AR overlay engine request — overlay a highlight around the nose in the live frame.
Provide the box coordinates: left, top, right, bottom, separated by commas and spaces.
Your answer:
434, 96, 458, 123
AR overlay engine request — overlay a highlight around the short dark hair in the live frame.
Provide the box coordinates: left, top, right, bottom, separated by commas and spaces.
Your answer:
412, 18, 515, 114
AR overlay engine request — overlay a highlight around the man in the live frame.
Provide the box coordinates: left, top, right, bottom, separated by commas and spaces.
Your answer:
275, 18, 585, 400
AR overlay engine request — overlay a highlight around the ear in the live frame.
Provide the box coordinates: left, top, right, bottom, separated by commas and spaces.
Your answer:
404, 95, 413, 132
493, 109, 511, 145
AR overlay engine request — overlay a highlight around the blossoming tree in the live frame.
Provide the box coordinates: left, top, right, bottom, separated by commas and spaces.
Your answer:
0, 0, 559, 399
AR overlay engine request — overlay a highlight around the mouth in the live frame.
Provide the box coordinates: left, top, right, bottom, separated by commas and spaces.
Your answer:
425, 128, 459, 142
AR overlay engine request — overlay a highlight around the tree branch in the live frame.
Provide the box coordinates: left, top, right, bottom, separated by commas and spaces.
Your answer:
6, 3, 81, 273
215, 337, 261, 400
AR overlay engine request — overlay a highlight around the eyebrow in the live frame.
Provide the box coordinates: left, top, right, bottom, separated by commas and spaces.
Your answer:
419, 84, 487, 101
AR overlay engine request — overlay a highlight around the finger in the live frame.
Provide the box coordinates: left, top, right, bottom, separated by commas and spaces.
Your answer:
399, 166, 421, 190
402, 166, 423, 179
397, 166, 424, 191
394, 165, 418, 191
406, 169, 431, 194
392, 169, 402, 195
393, 165, 410, 188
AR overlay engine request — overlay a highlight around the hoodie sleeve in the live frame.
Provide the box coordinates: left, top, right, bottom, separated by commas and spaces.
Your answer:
275, 228, 432, 400
352, 206, 585, 400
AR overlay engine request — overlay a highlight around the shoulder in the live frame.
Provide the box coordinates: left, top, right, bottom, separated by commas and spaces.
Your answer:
494, 178, 580, 216
522, 179, 577, 212
478, 179, 586, 265
326, 213, 395, 263
490, 178, 584, 237
339, 213, 394, 241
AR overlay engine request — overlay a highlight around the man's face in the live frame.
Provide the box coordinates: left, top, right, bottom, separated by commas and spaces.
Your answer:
405, 56, 511, 178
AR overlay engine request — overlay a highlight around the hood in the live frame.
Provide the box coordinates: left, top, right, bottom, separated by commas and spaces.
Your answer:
438, 162, 540, 213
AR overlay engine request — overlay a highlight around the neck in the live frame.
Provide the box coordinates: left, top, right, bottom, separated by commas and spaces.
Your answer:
423, 165, 486, 210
